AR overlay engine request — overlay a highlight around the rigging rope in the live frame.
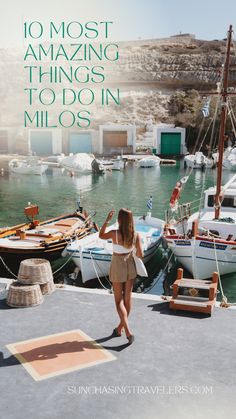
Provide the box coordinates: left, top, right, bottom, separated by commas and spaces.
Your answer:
227, 100, 236, 139
212, 236, 236, 307
197, 93, 222, 216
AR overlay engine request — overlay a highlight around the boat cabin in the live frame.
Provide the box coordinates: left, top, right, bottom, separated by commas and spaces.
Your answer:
203, 174, 236, 212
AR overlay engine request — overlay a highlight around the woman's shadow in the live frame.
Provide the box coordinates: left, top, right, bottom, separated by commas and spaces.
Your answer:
0, 332, 130, 367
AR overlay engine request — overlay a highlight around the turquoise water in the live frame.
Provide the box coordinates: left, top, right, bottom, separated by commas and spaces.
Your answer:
1, 162, 236, 301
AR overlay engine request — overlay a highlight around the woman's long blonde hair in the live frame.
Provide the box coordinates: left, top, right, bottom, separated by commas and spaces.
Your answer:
118, 208, 135, 248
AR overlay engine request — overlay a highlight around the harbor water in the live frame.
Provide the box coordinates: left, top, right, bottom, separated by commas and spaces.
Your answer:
1, 160, 236, 301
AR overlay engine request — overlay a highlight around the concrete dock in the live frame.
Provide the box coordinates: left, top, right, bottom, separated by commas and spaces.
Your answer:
0, 284, 236, 419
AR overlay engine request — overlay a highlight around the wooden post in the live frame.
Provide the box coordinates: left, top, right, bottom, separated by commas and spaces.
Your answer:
191, 220, 199, 238
209, 285, 216, 301
212, 272, 219, 284
172, 283, 178, 299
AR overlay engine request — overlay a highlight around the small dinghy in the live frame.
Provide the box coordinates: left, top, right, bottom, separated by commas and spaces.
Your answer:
138, 156, 160, 168
60, 153, 105, 174
184, 152, 215, 169
9, 156, 48, 175
111, 156, 126, 171
63, 214, 165, 283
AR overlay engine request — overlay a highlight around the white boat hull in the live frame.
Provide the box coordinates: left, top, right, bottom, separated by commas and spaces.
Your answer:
112, 160, 125, 170
223, 159, 236, 171
223, 148, 236, 171
65, 216, 164, 282
10, 165, 48, 175
166, 235, 236, 279
139, 157, 160, 168
184, 152, 214, 169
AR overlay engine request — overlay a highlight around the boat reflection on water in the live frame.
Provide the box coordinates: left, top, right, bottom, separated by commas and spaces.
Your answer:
66, 171, 108, 194
9, 172, 49, 187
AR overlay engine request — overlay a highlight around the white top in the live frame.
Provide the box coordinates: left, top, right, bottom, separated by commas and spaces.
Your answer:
113, 230, 134, 254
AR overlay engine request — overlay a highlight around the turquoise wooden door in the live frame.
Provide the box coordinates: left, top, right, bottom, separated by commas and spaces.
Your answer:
30, 131, 53, 156
160, 133, 181, 155
69, 133, 92, 153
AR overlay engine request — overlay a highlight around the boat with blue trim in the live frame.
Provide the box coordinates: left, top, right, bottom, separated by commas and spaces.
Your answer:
63, 215, 164, 283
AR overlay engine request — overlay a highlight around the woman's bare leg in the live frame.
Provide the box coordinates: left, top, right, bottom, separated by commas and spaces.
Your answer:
112, 282, 132, 337
124, 278, 135, 317
115, 279, 135, 334
123, 278, 135, 337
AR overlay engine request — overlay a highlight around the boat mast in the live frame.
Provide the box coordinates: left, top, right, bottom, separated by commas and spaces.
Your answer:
215, 25, 233, 219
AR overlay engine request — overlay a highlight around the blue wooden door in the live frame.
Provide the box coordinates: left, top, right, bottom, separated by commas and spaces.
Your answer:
69, 133, 92, 153
30, 131, 53, 156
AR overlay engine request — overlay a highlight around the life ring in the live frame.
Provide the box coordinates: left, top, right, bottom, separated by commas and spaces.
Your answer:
170, 182, 182, 207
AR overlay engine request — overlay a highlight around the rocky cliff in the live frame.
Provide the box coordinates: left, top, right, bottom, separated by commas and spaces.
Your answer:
0, 34, 235, 131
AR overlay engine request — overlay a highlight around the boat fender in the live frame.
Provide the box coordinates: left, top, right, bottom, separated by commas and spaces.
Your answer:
170, 182, 182, 207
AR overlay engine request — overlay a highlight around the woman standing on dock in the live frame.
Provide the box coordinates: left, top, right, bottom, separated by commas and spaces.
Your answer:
99, 208, 143, 344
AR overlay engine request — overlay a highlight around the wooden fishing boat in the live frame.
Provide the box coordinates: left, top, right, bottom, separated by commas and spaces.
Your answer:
0, 204, 97, 268
164, 25, 236, 280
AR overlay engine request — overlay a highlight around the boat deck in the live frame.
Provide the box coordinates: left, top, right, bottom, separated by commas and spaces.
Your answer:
0, 284, 236, 419
0, 218, 85, 249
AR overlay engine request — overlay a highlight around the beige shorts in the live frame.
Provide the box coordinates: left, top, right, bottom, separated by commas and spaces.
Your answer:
109, 253, 137, 283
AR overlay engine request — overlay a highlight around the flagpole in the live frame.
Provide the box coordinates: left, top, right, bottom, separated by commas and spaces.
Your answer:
147, 196, 153, 217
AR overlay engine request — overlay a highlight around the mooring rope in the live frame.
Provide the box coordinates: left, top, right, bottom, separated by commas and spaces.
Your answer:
0, 256, 18, 279
89, 250, 111, 290
212, 237, 236, 307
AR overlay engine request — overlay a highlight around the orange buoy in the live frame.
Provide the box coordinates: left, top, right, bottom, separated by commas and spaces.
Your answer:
170, 182, 182, 207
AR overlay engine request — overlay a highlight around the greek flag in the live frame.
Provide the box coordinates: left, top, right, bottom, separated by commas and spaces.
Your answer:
147, 196, 153, 210
201, 99, 210, 118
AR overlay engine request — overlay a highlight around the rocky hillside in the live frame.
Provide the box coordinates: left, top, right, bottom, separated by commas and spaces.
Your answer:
0, 34, 236, 133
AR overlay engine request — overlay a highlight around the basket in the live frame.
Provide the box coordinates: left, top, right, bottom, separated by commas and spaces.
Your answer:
40, 281, 56, 295
18, 258, 53, 285
7, 282, 44, 308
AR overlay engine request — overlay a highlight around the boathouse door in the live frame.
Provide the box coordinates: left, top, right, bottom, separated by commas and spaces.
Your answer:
30, 132, 53, 156
69, 133, 92, 153
103, 131, 127, 147
160, 133, 181, 155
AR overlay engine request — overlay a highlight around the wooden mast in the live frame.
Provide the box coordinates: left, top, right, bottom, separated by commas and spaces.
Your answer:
215, 25, 233, 219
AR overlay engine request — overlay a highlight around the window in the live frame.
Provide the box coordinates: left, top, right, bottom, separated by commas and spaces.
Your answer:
207, 195, 236, 208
